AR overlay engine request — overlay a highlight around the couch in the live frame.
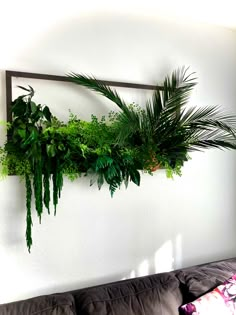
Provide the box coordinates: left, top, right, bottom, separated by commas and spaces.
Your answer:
1, 258, 236, 315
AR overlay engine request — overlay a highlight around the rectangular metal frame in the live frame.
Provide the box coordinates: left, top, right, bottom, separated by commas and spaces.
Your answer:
5, 70, 162, 122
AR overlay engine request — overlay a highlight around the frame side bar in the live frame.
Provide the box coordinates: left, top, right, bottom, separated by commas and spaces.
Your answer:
6, 71, 13, 123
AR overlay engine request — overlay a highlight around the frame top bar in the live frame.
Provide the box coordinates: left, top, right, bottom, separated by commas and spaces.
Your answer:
6, 70, 162, 90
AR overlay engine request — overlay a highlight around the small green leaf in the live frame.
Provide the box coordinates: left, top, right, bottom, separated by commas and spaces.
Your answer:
46, 144, 56, 157
28, 85, 35, 97
90, 177, 96, 186
58, 143, 65, 151
124, 175, 129, 188
17, 85, 32, 92
30, 102, 37, 114
130, 169, 140, 186
43, 106, 52, 122
97, 173, 104, 190
30, 128, 38, 141
18, 129, 26, 138
23, 128, 38, 145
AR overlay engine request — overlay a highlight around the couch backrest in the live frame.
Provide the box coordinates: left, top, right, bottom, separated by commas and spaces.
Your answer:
0, 293, 76, 315
1, 258, 236, 315
72, 271, 183, 315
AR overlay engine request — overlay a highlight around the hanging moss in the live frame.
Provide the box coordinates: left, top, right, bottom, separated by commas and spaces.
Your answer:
43, 164, 51, 215
33, 159, 43, 222
25, 174, 32, 252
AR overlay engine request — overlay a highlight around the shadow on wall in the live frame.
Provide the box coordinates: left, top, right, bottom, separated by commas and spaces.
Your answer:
121, 234, 182, 281
28, 234, 183, 298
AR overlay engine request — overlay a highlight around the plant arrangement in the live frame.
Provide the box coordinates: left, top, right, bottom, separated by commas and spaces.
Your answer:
1, 67, 236, 251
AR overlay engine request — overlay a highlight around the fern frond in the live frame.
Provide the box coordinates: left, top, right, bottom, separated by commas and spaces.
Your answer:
95, 156, 113, 171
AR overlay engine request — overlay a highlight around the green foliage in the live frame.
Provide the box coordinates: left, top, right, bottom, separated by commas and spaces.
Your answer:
1, 67, 236, 251
68, 67, 236, 173
1, 86, 56, 252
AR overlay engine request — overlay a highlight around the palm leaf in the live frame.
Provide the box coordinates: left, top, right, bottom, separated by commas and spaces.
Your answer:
68, 73, 127, 111
180, 106, 236, 132
69, 67, 236, 166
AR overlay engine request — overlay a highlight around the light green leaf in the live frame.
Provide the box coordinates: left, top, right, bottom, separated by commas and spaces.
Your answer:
46, 144, 56, 157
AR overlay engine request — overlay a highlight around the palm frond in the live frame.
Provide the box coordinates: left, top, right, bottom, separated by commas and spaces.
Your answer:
162, 66, 197, 108
68, 72, 127, 111
69, 67, 236, 168
114, 107, 141, 145
151, 88, 163, 120
189, 139, 236, 151
180, 106, 236, 131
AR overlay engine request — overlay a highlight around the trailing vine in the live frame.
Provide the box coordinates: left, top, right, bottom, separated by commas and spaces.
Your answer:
33, 159, 43, 222
25, 173, 32, 251
43, 158, 51, 214
1, 67, 236, 251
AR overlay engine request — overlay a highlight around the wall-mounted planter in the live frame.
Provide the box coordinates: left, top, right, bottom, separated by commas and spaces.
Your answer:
1, 66, 236, 251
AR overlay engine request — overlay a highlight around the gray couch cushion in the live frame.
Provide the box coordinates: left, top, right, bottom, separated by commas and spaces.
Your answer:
175, 258, 236, 300
0, 293, 76, 315
72, 272, 183, 315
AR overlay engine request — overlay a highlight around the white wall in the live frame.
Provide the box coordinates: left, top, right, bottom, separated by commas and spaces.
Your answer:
0, 3, 236, 304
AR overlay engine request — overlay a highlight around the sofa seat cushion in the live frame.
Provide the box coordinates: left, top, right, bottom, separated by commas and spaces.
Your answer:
0, 293, 76, 315
73, 272, 183, 315
176, 258, 236, 301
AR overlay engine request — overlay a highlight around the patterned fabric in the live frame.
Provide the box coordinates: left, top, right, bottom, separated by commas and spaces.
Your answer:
180, 275, 236, 315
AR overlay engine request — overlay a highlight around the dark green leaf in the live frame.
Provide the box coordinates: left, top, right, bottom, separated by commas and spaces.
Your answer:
17, 85, 32, 92
18, 129, 26, 139
43, 106, 52, 122
130, 169, 140, 186
30, 101, 37, 114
